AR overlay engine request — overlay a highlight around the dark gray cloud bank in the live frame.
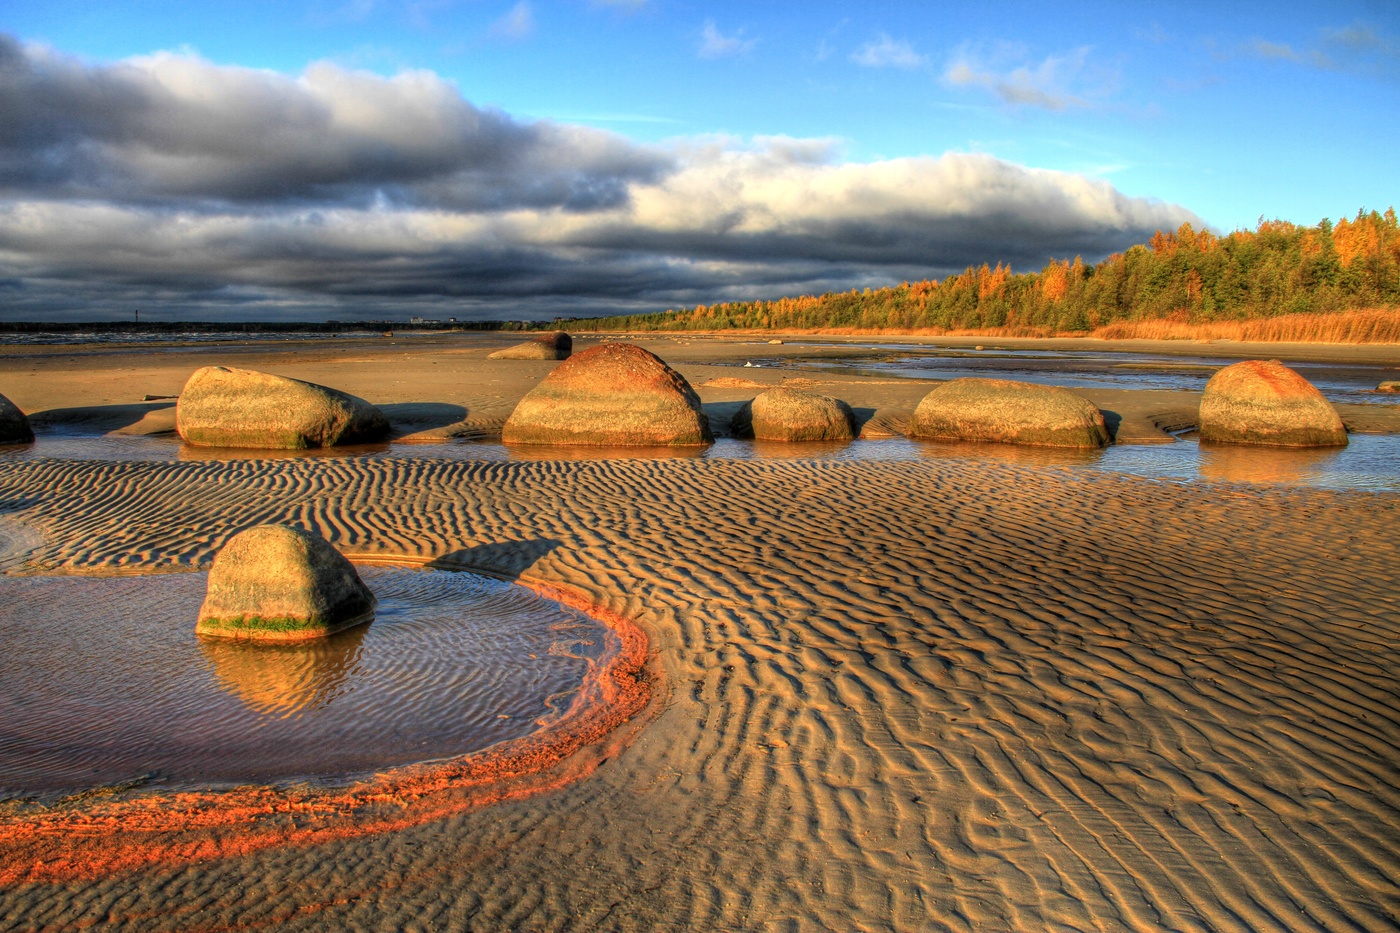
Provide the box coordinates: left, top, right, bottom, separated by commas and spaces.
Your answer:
0, 35, 1201, 322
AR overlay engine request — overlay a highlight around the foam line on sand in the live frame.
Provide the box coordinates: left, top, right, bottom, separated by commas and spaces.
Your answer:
0, 456, 1398, 931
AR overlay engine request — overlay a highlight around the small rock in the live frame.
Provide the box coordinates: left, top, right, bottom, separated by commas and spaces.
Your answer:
488, 331, 573, 361
196, 525, 376, 641
732, 387, 856, 442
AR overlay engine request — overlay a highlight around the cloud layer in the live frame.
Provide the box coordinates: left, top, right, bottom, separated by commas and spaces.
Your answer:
0, 36, 1200, 321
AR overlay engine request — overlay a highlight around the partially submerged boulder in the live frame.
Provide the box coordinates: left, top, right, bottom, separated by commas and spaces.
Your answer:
0, 393, 34, 445
909, 378, 1109, 448
732, 387, 856, 442
502, 343, 712, 446
1199, 359, 1347, 447
488, 331, 573, 361
176, 366, 390, 449
1377, 380, 1400, 394
197, 524, 376, 641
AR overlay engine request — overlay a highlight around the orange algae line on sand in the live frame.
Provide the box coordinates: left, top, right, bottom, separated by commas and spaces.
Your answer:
0, 578, 655, 885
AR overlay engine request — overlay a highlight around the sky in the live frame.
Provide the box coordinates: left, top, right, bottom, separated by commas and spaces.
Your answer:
1, 0, 1397, 322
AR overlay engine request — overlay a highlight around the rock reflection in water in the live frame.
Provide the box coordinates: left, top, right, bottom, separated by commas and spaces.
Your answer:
200, 624, 369, 718
910, 438, 1105, 469
1198, 442, 1346, 486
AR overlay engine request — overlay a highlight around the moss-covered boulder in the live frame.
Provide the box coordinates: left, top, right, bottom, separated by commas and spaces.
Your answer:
732, 387, 856, 442
909, 378, 1109, 448
502, 343, 712, 446
197, 524, 376, 641
1199, 359, 1347, 447
488, 331, 573, 360
0, 393, 34, 446
176, 366, 390, 449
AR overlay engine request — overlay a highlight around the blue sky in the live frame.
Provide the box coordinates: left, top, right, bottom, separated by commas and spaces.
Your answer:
2, 1, 1397, 320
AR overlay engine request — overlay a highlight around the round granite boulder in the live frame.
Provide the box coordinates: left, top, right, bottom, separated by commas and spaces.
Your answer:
197, 524, 376, 641
176, 366, 390, 449
1199, 359, 1347, 447
503, 343, 712, 446
909, 378, 1109, 448
732, 387, 856, 442
0, 393, 34, 446
488, 331, 573, 360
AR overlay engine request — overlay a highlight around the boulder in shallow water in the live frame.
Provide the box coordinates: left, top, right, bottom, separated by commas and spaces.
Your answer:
503, 342, 712, 446
176, 366, 390, 449
909, 378, 1109, 448
732, 387, 856, 442
488, 331, 573, 360
1377, 381, 1400, 394
1199, 359, 1347, 447
0, 393, 34, 446
197, 524, 376, 641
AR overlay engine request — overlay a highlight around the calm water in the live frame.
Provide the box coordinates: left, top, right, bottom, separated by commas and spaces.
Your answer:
3, 432, 1397, 493
0, 567, 611, 795
732, 343, 1400, 407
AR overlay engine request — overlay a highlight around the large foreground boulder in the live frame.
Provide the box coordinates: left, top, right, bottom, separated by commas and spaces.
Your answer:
0, 393, 33, 445
909, 378, 1109, 448
197, 524, 376, 641
488, 331, 573, 360
177, 366, 390, 449
503, 343, 712, 446
1199, 359, 1347, 447
732, 387, 856, 442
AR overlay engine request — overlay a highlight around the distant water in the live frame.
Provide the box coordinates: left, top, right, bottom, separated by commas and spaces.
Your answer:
0, 331, 378, 347
732, 344, 1400, 407
0, 566, 610, 794
4, 432, 1397, 494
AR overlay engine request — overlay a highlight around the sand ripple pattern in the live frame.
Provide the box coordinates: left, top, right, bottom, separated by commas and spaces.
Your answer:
1, 456, 1398, 931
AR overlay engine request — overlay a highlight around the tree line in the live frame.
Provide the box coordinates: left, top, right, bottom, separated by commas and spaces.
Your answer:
572, 209, 1400, 336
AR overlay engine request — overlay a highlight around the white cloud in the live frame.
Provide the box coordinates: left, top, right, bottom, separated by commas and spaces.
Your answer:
0, 35, 1200, 320
944, 44, 1107, 111
698, 20, 756, 59
850, 34, 927, 70
488, 1, 534, 41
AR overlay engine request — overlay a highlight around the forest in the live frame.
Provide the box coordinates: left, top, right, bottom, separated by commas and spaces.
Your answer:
574, 209, 1400, 343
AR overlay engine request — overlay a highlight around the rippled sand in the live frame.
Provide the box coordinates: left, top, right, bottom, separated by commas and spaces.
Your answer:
1, 455, 1398, 930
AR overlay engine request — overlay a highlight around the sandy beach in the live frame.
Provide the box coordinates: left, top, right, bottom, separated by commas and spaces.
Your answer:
1, 333, 1399, 931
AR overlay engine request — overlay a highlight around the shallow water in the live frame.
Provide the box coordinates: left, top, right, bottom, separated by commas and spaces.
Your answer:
0, 566, 610, 795
736, 343, 1400, 406
4, 431, 1397, 493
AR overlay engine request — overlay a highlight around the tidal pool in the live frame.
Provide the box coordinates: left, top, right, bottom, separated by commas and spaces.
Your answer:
0, 566, 612, 795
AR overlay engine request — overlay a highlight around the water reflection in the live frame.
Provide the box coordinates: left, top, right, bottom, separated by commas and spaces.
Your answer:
177, 441, 393, 461
200, 623, 369, 719
909, 438, 1106, 469
1198, 442, 1347, 487
505, 443, 709, 461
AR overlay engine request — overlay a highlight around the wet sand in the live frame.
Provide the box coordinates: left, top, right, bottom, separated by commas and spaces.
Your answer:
1, 335, 1399, 930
